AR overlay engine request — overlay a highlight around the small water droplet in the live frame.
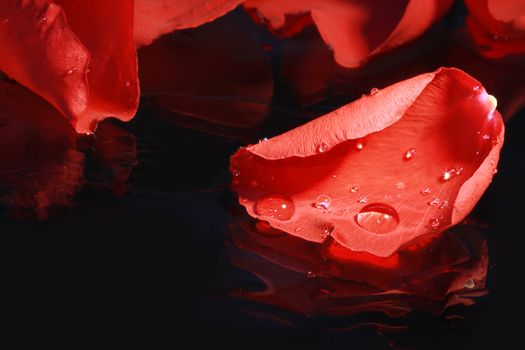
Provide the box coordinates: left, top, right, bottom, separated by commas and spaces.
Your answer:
66, 67, 77, 75
306, 271, 317, 278
125, 80, 131, 87
258, 137, 268, 143
231, 168, 240, 177
332, 174, 337, 178
370, 88, 379, 95
455, 165, 464, 175
439, 200, 449, 209
350, 186, 359, 193
428, 197, 440, 206
472, 85, 481, 94
404, 147, 416, 160
357, 196, 368, 204
464, 279, 475, 289
356, 203, 400, 234
321, 227, 332, 239
442, 168, 455, 181
314, 195, 331, 209
240, 197, 248, 204
317, 142, 329, 153
481, 134, 490, 140
294, 227, 302, 232
354, 140, 364, 151
420, 187, 431, 195
254, 194, 295, 221
75, 55, 81, 61
493, 168, 498, 175
429, 217, 440, 230
39, 16, 47, 24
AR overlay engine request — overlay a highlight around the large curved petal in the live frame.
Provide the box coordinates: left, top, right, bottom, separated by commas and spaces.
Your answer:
244, 0, 452, 68
0, 77, 84, 219
0, 0, 139, 134
230, 68, 504, 257
134, 0, 244, 47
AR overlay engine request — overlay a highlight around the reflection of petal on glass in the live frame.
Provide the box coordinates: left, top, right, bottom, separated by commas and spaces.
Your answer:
228, 217, 487, 319
138, 10, 273, 138
0, 77, 84, 220
85, 120, 137, 195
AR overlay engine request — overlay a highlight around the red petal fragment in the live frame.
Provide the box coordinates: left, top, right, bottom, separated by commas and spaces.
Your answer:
134, 0, 244, 47
0, 0, 139, 134
244, 0, 452, 67
0, 78, 84, 220
138, 11, 273, 136
231, 68, 504, 257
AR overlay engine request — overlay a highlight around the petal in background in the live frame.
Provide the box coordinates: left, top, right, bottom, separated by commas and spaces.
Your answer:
244, 0, 453, 68
231, 68, 504, 257
229, 217, 487, 318
465, 0, 525, 58
0, 76, 84, 220
0, 0, 139, 134
134, 0, 244, 47
138, 10, 273, 138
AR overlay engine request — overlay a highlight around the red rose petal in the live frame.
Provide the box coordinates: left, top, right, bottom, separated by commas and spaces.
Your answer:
231, 68, 504, 257
138, 11, 273, 136
134, 0, 244, 47
0, 0, 139, 134
244, 0, 452, 67
465, 0, 525, 39
0, 77, 84, 219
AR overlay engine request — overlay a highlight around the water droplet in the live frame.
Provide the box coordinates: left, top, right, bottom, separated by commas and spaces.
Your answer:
455, 165, 464, 175
464, 279, 475, 289
306, 271, 317, 278
439, 200, 449, 209
294, 227, 302, 232
428, 197, 440, 206
356, 203, 400, 234
75, 55, 81, 61
240, 197, 248, 204
66, 67, 77, 75
420, 187, 431, 195
317, 142, 329, 153
354, 140, 364, 151
429, 217, 440, 230
258, 137, 268, 143
357, 196, 368, 204
231, 168, 240, 177
125, 80, 131, 87
442, 168, 456, 181
350, 186, 359, 193
314, 195, 331, 209
493, 168, 498, 175
370, 88, 379, 95
481, 134, 490, 140
39, 16, 47, 24
254, 194, 295, 221
332, 174, 337, 178
404, 147, 416, 160
472, 85, 481, 94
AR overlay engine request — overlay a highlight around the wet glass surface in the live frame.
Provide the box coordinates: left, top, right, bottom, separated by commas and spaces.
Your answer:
1, 3, 525, 349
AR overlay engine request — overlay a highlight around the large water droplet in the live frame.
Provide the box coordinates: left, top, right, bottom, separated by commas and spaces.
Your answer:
404, 148, 416, 160
317, 143, 329, 153
314, 195, 331, 209
356, 203, 400, 234
254, 194, 295, 221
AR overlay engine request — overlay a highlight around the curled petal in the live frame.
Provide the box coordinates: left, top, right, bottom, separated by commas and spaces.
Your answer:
0, 77, 84, 219
0, 0, 139, 133
231, 68, 504, 257
134, 0, 244, 47
244, 0, 453, 67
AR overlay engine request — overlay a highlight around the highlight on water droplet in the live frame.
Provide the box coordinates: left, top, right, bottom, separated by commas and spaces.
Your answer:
428, 197, 440, 206
357, 196, 368, 204
306, 271, 317, 279
355, 203, 400, 234
420, 187, 431, 195
441, 168, 456, 181
439, 200, 449, 209
231, 168, 240, 177
472, 85, 481, 94
350, 186, 359, 193
404, 147, 416, 160
66, 67, 77, 75
258, 137, 268, 143
314, 195, 331, 210
354, 140, 364, 151
317, 142, 329, 153
429, 217, 440, 230
493, 168, 498, 175
254, 194, 295, 221
370, 88, 379, 95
